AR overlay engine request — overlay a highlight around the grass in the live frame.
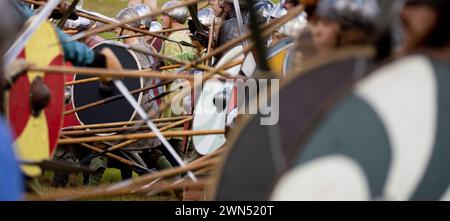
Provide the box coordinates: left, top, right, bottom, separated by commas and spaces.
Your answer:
31, 169, 179, 201
83, 0, 129, 17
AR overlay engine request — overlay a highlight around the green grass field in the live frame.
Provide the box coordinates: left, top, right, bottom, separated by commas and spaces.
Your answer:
83, 0, 129, 17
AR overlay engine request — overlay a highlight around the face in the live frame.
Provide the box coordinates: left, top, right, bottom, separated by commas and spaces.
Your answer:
400, 3, 438, 51
310, 18, 341, 53
283, 1, 296, 10
210, 0, 224, 16
161, 14, 172, 29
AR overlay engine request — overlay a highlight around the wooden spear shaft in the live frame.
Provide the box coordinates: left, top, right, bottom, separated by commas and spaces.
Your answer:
124, 44, 236, 78
197, 5, 305, 65
58, 129, 224, 144
28, 66, 196, 80
22, 0, 170, 41
24, 159, 217, 201
75, 12, 173, 42
207, 19, 215, 66
69, 6, 305, 128
59, 135, 145, 170
138, 5, 305, 114
65, 77, 99, 86
60, 122, 171, 136
68, 0, 204, 41
62, 116, 189, 130
159, 64, 182, 70
106, 27, 189, 41
93, 116, 194, 156
64, 80, 173, 115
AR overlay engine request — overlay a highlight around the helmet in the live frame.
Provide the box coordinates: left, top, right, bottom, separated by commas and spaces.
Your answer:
253, 0, 275, 24
241, 0, 275, 25
64, 17, 95, 31
197, 7, 216, 27
316, 0, 380, 30
115, 7, 140, 28
133, 4, 152, 28
149, 21, 163, 32
76, 0, 84, 10
161, 0, 189, 24
277, 12, 307, 37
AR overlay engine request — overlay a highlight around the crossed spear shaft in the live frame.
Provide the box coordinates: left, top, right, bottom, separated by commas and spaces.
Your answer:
61, 57, 243, 116
60, 116, 193, 171
25, 147, 226, 201
24, 4, 305, 185
22, 0, 194, 43
147, 5, 306, 118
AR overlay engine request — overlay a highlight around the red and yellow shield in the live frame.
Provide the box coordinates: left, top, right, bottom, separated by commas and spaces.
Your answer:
5, 21, 65, 176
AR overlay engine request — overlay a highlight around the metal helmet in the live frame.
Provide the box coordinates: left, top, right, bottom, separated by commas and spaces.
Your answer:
277, 12, 308, 37
161, 0, 189, 24
115, 7, 140, 28
133, 4, 152, 28
197, 7, 216, 27
253, 0, 275, 24
149, 21, 163, 32
241, 0, 275, 26
76, 0, 84, 9
64, 17, 95, 31
316, 0, 380, 30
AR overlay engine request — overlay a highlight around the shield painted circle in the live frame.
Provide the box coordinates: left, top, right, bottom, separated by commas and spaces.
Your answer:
209, 47, 375, 200
72, 41, 143, 126
5, 21, 65, 177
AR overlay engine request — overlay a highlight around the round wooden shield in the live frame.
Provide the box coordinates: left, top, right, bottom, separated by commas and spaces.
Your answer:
5, 21, 65, 177
210, 47, 375, 200
271, 55, 450, 201
72, 41, 143, 126
266, 38, 294, 77
192, 45, 244, 155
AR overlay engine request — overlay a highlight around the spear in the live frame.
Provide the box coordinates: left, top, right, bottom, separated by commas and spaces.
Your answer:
78, 116, 194, 163
113, 79, 198, 182
104, 27, 189, 41
27, 65, 196, 80
65, 77, 99, 86
22, 0, 180, 43
66, 0, 205, 43
62, 116, 189, 130
60, 135, 153, 173
57, 0, 81, 28
58, 129, 225, 144
64, 80, 173, 115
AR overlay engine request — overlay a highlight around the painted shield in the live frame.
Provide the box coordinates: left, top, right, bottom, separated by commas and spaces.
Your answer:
192, 45, 244, 155
210, 47, 375, 200
5, 21, 65, 177
271, 55, 450, 201
72, 41, 143, 126
266, 37, 294, 77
